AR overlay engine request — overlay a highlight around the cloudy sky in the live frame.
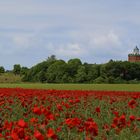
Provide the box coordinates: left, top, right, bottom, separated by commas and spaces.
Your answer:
0, 0, 140, 69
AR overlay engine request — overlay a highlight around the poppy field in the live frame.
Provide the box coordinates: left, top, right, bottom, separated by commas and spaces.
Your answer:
0, 88, 140, 140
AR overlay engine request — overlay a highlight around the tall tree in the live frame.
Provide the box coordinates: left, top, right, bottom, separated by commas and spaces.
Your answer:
20, 67, 29, 75
67, 58, 82, 77
46, 55, 56, 62
75, 66, 87, 83
13, 64, 21, 75
46, 60, 67, 83
0, 66, 5, 73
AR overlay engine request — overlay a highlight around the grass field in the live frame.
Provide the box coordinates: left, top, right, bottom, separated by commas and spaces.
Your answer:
0, 73, 22, 83
0, 83, 140, 91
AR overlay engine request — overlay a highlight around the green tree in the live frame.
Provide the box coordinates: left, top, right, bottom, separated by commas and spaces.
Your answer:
22, 57, 140, 83
37, 70, 46, 83
75, 66, 87, 83
46, 60, 67, 83
61, 73, 73, 83
0, 66, 5, 73
94, 76, 107, 83
46, 55, 56, 63
67, 58, 82, 81
22, 59, 57, 82
20, 67, 29, 75
13, 64, 21, 75
84, 63, 100, 82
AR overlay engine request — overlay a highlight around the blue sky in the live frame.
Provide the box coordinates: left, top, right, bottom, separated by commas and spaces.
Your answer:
0, 0, 140, 69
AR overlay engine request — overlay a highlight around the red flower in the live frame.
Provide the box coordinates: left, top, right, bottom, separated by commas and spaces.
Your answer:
24, 136, 31, 140
56, 127, 62, 132
111, 123, 116, 128
128, 99, 136, 109
46, 128, 57, 139
11, 131, 19, 140
119, 115, 126, 125
113, 117, 119, 126
18, 128, 25, 139
34, 130, 44, 140
112, 115, 126, 129
3, 121, 13, 131
84, 118, 98, 136
30, 117, 38, 123
65, 118, 81, 128
103, 124, 110, 132
95, 107, 101, 113
113, 111, 119, 117
57, 104, 63, 111
33, 106, 42, 115
136, 117, 140, 121
48, 114, 55, 120
129, 115, 136, 121
18, 119, 27, 128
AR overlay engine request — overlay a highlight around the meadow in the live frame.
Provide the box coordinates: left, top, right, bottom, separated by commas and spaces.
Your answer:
0, 83, 140, 91
0, 73, 21, 83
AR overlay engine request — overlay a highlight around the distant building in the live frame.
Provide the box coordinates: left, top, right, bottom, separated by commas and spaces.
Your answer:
128, 46, 140, 62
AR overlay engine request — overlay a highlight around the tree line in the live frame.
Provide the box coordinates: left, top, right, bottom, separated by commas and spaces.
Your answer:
1, 55, 140, 83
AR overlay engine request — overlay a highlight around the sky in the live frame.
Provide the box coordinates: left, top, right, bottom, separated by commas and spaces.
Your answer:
0, 0, 140, 69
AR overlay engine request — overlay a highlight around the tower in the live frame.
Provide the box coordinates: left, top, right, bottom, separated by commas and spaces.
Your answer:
128, 46, 140, 62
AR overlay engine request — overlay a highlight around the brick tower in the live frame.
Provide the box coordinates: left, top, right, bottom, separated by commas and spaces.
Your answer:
128, 46, 140, 62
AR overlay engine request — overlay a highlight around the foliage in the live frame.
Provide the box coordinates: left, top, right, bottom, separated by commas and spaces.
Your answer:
20, 67, 29, 75
0, 66, 5, 73
46, 60, 67, 83
1, 56, 140, 83
22, 58, 140, 83
13, 64, 21, 75
75, 66, 87, 83
22, 58, 56, 82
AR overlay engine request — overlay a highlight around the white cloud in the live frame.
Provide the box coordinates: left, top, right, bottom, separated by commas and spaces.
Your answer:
47, 43, 84, 57
90, 31, 121, 47
12, 36, 30, 47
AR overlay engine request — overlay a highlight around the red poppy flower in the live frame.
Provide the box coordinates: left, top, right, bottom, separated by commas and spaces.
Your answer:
18, 119, 27, 128
34, 130, 44, 140
46, 128, 57, 139
33, 107, 42, 115
129, 115, 136, 121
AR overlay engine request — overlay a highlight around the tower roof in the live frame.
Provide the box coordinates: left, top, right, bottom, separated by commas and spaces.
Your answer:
134, 46, 139, 51
133, 46, 139, 55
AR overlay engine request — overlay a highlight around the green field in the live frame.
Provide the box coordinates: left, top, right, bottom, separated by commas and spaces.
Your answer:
0, 73, 22, 83
0, 83, 140, 91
